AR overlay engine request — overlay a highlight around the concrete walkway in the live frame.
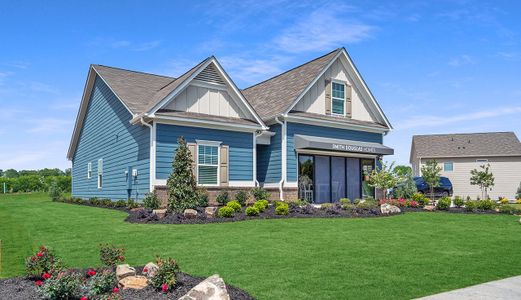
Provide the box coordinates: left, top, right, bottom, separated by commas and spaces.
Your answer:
417, 275, 521, 299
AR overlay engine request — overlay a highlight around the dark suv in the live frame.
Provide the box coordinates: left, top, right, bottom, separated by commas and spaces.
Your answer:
414, 176, 453, 198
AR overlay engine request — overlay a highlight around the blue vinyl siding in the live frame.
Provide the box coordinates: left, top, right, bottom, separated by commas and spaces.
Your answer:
156, 124, 253, 181
72, 77, 150, 200
286, 122, 383, 182
256, 124, 281, 183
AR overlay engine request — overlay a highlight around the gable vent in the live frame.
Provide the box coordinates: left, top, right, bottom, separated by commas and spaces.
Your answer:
195, 63, 226, 85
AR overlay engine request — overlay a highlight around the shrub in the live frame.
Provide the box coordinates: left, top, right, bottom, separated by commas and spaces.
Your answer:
453, 196, 464, 208
320, 203, 333, 210
250, 187, 270, 201
102, 199, 114, 207
235, 190, 249, 206
245, 206, 259, 216
499, 205, 521, 215
275, 201, 286, 208
126, 199, 139, 209
25, 246, 63, 276
275, 203, 289, 215
86, 269, 116, 297
150, 257, 180, 292
409, 200, 419, 208
357, 200, 377, 210
39, 271, 82, 300
143, 192, 160, 209
436, 197, 451, 210
412, 192, 429, 206
465, 200, 477, 212
477, 199, 496, 210
167, 137, 199, 212
517, 199, 521, 204
218, 206, 234, 218
114, 200, 127, 208
353, 198, 362, 205
253, 201, 266, 213
99, 244, 125, 267
89, 198, 100, 206
216, 190, 229, 206
196, 188, 208, 207
339, 198, 351, 204
48, 181, 63, 202
499, 198, 509, 205
226, 200, 242, 212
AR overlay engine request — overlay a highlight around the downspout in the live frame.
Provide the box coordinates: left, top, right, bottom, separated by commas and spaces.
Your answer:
140, 116, 154, 193
275, 116, 286, 200
254, 130, 263, 187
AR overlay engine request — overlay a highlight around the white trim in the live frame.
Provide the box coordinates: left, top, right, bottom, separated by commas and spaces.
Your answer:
190, 79, 228, 91
331, 80, 347, 117
153, 116, 261, 132
284, 114, 389, 134
285, 181, 298, 188
195, 140, 222, 146
87, 162, 92, 179
228, 181, 256, 187
155, 179, 167, 186
296, 149, 378, 159
196, 142, 220, 187
261, 182, 282, 188
253, 132, 257, 186
151, 122, 156, 191
97, 158, 103, 189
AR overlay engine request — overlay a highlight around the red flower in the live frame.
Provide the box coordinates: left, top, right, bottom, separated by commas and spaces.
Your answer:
87, 270, 97, 276
119, 256, 125, 261
162, 283, 168, 292
143, 267, 148, 273
42, 273, 51, 279
37, 252, 43, 257
112, 287, 120, 293
40, 246, 46, 251
80, 297, 88, 300
35, 280, 42, 286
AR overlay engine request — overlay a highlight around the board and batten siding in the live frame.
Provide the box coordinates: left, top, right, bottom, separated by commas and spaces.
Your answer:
286, 122, 383, 182
420, 157, 521, 200
293, 56, 376, 123
256, 124, 282, 184
72, 77, 150, 200
155, 123, 254, 182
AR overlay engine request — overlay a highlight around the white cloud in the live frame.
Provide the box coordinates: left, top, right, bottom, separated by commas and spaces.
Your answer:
497, 51, 521, 61
274, 8, 375, 53
448, 55, 476, 67
87, 38, 161, 52
220, 56, 286, 86
133, 40, 161, 51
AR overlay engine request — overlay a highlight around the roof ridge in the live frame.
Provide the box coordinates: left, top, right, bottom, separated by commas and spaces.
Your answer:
413, 131, 516, 137
92, 64, 175, 80
242, 48, 341, 91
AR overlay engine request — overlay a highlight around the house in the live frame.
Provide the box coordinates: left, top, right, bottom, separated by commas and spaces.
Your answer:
67, 48, 393, 203
410, 132, 521, 200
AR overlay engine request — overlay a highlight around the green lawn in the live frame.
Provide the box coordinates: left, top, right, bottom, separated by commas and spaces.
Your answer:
1, 193, 520, 299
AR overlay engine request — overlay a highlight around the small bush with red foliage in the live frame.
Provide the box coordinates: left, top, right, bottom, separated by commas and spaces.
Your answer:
25, 246, 63, 277
99, 244, 125, 267
379, 198, 419, 208
150, 256, 180, 292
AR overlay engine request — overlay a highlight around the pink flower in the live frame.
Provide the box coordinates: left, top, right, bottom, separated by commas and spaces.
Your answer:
35, 280, 42, 286
112, 287, 120, 293
42, 273, 51, 279
80, 297, 88, 300
87, 270, 96, 276
37, 252, 43, 257
143, 267, 148, 273
162, 283, 169, 292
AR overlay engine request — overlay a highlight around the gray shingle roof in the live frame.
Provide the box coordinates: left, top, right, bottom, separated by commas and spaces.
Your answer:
155, 110, 259, 126
412, 132, 521, 158
241, 49, 341, 121
288, 112, 388, 129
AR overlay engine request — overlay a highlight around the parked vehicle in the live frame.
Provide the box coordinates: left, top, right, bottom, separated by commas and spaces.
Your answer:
414, 176, 453, 198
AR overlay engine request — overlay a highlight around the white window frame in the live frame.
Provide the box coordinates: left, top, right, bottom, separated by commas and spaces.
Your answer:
97, 158, 103, 189
331, 80, 347, 116
87, 162, 92, 179
196, 140, 221, 187
443, 162, 454, 172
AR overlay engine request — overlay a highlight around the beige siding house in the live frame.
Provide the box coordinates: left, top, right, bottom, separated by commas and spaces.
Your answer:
410, 132, 521, 200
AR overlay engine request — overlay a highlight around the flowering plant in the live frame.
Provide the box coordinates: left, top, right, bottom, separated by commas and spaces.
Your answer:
99, 244, 125, 267
150, 256, 180, 292
25, 246, 63, 277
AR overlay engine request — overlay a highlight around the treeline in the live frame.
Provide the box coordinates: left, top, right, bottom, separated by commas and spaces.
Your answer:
0, 168, 71, 193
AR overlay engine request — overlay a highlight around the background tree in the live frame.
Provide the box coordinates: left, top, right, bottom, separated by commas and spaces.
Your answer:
4, 169, 19, 178
167, 136, 199, 212
470, 164, 495, 200
368, 161, 401, 199
393, 172, 417, 199
421, 160, 442, 201
393, 165, 412, 177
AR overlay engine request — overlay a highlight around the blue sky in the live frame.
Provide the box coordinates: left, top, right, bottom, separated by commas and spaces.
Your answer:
1, 0, 520, 170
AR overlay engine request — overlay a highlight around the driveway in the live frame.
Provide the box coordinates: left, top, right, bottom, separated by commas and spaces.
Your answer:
417, 275, 521, 299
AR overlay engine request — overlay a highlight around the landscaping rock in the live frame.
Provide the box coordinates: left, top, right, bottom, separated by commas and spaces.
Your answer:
424, 205, 436, 211
184, 209, 198, 219
119, 275, 149, 289
152, 209, 167, 219
179, 274, 230, 300
205, 207, 218, 218
131, 207, 145, 212
380, 203, 401, 215
116, 264, 136, 280
143, 262, 159, 278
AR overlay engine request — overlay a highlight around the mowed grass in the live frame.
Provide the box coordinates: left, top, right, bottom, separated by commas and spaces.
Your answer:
1, 193, 520, 299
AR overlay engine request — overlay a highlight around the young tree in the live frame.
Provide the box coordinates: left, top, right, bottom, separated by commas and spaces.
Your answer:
167, 137, 199, 212
421, 160, 442, 201
368, 161, 401, 199
470, 164, 495, 200
394, 172, 417, 199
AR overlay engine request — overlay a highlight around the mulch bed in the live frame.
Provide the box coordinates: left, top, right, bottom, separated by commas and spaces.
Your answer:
0, 267, 254, 300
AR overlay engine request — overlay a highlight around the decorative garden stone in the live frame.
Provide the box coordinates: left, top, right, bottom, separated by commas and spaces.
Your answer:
205, 206, 218, 218
380, 203, 401, 215
118, 275, 148, 289
143, 262, 159, 278
130, 207, 144, 212
152, 209, 167, 219
423, 205, 435, 211
184, 209, 198, 219
116, 264, 136, 280
179, 274, 230, 300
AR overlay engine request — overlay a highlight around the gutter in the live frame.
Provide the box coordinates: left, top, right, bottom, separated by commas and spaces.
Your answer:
140, 116, 154, 192
254, 130, 263, 187
275, 115, 286, 200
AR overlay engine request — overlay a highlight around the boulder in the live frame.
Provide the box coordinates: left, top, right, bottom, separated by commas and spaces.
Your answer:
184, 209, 198, 219
116, 264, 136, 280
130, 207, 144, 212
205, 207, 218, 218
152, 209, 167, 219
143, 262, 159, 278
179, 274, 230, 300
380, 203, 401, 215
423, 205, 436, 211
118, 275, 148, 289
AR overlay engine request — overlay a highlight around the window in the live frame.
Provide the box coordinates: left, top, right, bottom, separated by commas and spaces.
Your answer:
331, 82, 345, 115
443, 162, 453, 172
97, 159, 103, 189
87, 162, 92, 179
476, 159, 488, 163
198, 144, 219, 185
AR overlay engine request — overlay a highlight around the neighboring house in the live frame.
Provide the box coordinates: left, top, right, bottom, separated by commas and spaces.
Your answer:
410, 132, 521, 200
67, 48, 393, 203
